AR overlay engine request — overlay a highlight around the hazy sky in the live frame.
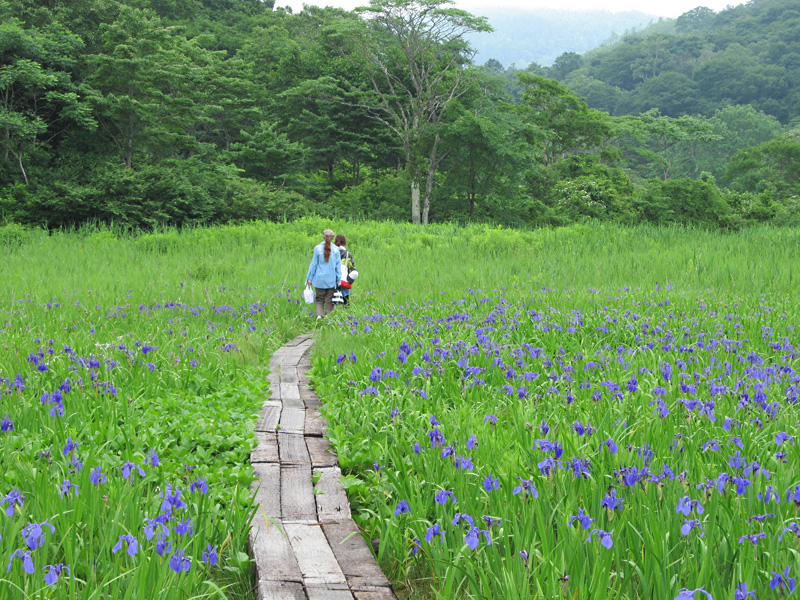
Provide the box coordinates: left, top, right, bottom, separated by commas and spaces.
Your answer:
277, 0, 739, 19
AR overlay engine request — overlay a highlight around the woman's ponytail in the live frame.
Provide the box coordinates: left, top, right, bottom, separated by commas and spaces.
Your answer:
323, 237, 332, 262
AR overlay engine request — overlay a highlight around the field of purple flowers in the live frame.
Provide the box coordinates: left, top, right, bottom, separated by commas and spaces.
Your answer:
0, 223, 315, 599
313, 284, 800, 599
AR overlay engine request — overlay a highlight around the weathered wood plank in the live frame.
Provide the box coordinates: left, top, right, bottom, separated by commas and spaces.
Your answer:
306, 587, 353, 600
269, 381, 281, 401
281, 382, 302, 402
281, 367, 299, 384
314, 467, 351, 522
280, 407, 306, 433
353, 589, 395, 600
284, 523, 349, 587
279, 432, 310, 464
249, 517, 303, 583
256, 580, 306, 600
250, 463, 281, 517
306, 436, 337, 469
300, 387, 321, 409
305, 406, 327, 437
251, 432, 279, 464
281, 464, 316, 521
322, 520, 393, 590
256, 402, 282, 432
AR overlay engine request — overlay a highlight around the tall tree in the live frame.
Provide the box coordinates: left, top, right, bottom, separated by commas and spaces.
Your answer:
333, 0, 491, 224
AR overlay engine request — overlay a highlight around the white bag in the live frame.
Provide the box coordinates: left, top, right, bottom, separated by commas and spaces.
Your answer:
303, 285, 314, 304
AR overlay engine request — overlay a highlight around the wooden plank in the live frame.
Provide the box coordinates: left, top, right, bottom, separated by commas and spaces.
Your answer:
284, 523, 349, 587
314, 467, 351, 522
281, 464, 316, 521
280, 407, 306, 433
269, 381, 281, 401
251, 432, 279, 464
281, 367, 299, 384
281, 382, 302, 402
251, 463, 281, 517
305, 407, 327, 437
306, 587, 353, 600
306, 437, 337, 469
279, 432, 310, 464
249, 517, 303, 583
300, 387, 321, 409
322, 520, 393, 590
256, 402, 282, 433
353, 589, 395, 600
256, 580, 306, 600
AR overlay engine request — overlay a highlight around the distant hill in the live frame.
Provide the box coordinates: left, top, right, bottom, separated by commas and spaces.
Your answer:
466, 7, 660, 68
560, 0, 800, 123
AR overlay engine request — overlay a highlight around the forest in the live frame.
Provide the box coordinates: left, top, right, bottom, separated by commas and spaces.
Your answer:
1, 0, 799, 229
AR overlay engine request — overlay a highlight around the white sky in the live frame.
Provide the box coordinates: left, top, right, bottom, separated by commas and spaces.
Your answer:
277, 0, 740, 19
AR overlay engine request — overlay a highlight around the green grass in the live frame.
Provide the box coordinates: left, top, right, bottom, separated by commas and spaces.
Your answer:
1, 218, 798, 599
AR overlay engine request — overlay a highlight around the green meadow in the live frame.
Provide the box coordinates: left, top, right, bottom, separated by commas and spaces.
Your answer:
1, 220, 799, 599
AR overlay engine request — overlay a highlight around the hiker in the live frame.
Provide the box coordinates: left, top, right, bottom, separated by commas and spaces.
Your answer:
335, 234, 356, 306
306, 229, 341, 320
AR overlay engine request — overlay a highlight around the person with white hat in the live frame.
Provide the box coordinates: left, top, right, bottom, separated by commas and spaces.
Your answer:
334, 234, 357, 306
306, 229, 341, 320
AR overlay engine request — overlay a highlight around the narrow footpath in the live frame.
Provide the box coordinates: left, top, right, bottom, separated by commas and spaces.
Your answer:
249, 333, 396, 600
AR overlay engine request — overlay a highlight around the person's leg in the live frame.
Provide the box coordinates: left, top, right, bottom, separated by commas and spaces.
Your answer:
323, 288, 335, 315
314, 287, 326, 318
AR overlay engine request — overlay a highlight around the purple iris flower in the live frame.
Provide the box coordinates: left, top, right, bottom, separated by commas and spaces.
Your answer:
60, 480, 78, 499
787, 484, 800, 506
702, 439, 720, 452
601, 489, 623, 511
604, 438, 618, 455
483, 473, 499, 491
568, 508, 593, 530
145, 450, 159, 466
43, 563, 69, 586
0, 414, 12, 433
425, 524, 445, 543
738, 533, 766, 545
90, 466, 106, 485
62, 438, 78, 456
160, 484, 187, 513
681, 519, 704, 537
168, 549, 191, 573
202, 544, 218, 566
112, 534, 138, 557
757, 485, 781, 504
156, 534, 172, 556
674, 587, 713, 600
464, 527, 491, 550
175, 519, 193, 537
7, 549, 34, 574
748, 513, 775, 524
483, 415, 497, 425
776, 432, 794, 446
1, 488, 24, 516
466, 435, 478, 450
189, 476, 208, 494
512, 477, 538, 497
588, 529, 613, 549
394, 500, 411, 516
770, 566, 796, 593
434, 490, 456, 506
121, 461, 146, 481
676, 496, 704, 516
21, 520, 55, 550
734, 583, 755, 600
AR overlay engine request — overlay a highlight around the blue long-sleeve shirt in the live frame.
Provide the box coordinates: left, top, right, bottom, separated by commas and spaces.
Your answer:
306, 242, 341, 289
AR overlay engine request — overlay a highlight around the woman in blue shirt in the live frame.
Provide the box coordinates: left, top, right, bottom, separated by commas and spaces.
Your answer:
306, 229, 341, 320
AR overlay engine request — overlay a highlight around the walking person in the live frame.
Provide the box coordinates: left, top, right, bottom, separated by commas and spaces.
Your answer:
335, 234, 356, 306
306, 229, 341, 321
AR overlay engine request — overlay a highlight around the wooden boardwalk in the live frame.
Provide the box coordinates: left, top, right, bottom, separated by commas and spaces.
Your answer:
249, 333, 396, 600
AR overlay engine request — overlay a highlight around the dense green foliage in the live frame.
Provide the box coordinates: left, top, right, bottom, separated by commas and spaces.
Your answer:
0, 0, 798, 229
